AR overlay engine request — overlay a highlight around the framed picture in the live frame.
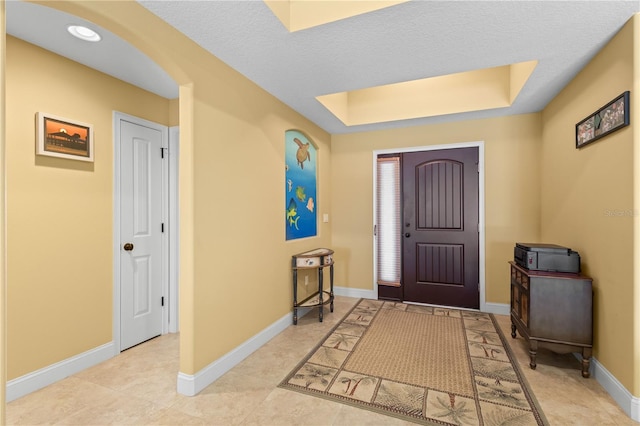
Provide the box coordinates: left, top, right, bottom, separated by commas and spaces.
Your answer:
576, 91, 629, 148
37, 112, 94, 162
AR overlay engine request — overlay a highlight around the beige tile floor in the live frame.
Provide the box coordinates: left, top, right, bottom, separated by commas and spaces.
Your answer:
6, 296, 637, 425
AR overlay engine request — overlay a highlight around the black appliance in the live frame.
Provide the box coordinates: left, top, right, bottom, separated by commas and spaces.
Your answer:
514, 243, 581, 273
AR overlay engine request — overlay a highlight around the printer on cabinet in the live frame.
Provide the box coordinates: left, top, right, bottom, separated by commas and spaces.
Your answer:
514, 242, 581, 273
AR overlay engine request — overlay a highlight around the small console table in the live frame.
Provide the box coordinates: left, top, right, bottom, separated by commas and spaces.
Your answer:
509, 261, 593, 377
291, 248, 334, 325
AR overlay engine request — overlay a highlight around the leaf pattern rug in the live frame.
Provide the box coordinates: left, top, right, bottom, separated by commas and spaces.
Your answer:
279, 299, 548, 425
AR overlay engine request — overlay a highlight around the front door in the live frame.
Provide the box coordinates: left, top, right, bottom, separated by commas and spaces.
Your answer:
119, 118, 165, 350
402, 147, 479, 309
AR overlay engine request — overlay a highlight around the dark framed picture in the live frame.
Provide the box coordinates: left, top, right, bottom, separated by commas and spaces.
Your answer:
36, 112, 94, 162
576, 91, 629, 148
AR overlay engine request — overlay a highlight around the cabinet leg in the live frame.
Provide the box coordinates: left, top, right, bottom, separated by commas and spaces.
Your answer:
511, 323, 516, 338
529, 341, 538, 370
581, 347, 592, 378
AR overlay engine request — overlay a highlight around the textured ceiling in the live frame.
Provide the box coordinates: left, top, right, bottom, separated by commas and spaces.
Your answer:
7, 1, 640, 134
5, 0, 178, 99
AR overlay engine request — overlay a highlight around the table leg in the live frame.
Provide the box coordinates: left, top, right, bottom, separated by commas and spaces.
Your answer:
511, 323, 516, 338
330, 264, 334, 312
292, 267, 298, 325
318, 268, 324, 322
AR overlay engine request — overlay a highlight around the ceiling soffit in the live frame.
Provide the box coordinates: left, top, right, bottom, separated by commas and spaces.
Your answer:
317, 60, 538, 126
264, 0, 410, 32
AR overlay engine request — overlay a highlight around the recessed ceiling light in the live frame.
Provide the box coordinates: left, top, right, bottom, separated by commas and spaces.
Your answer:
67, 25, 101, 42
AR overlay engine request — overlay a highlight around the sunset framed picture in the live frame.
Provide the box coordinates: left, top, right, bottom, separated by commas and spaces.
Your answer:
37, 112, 94, 162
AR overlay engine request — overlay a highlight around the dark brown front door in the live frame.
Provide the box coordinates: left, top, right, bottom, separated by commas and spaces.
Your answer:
402, 147, 479, 309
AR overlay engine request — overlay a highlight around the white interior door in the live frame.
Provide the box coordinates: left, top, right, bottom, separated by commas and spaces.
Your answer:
119, 118, 165, 351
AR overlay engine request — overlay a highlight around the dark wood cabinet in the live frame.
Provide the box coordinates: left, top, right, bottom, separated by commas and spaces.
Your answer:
509, 261, 593, 377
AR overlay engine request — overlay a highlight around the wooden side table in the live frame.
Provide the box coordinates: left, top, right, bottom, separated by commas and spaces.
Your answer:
291, 248, 334, 325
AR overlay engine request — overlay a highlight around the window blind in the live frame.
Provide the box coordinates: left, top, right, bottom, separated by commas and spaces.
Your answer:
376, 156, 401, 287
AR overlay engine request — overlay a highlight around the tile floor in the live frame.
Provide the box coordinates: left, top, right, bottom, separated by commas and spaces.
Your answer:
6, 296, 637, 425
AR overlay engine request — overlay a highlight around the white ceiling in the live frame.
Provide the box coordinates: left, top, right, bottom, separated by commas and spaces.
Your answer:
6, 1, 640, 134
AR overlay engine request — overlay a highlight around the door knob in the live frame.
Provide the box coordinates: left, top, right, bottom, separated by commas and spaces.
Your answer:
404, 233, 410, 238
123, 243, 134, 251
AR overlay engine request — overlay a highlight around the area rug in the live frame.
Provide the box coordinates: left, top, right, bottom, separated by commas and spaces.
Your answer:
279, 299, 548, 425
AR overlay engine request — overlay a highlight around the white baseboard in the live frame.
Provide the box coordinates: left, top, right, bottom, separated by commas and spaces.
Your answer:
177, 308, 301, 396
178, 287, 368, 396
176, 295, 639, 425
483, 302, 510, 316
334, 285, 376, 300
6, 342, 114, 402
632, 397, 640, 423
10, 304, 636, 425
588, 355, 640, 422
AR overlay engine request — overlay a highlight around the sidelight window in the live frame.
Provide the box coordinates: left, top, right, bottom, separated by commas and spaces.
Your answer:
375, 155, 401, 286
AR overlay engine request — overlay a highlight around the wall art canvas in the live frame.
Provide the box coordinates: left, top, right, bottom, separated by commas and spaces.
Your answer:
576, 91, 629, 148
37, 112, 94, 162
285, 130, 317, 240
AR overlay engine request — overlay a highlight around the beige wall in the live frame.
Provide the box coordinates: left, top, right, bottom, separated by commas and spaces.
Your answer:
30, 1, 333, 376
1, 2, 7, 422
541, 17, 636, 393
169, 98, 179, 127
635, 14, 640, 401
4, 1, 638, 407
331, 113, 542, 304
5, 36, 171, 379
187, 77, 332, 371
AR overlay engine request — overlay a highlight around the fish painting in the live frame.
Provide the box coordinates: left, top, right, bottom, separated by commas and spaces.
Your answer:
286, 198, 300, 230
295, 186, 306, 202
285, 130, 317, 240
293, 137, 310, 169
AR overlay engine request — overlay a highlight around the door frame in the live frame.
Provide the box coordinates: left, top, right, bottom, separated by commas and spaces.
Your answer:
168, 126, 180, 333
112, 111, 177, 353
372, 141, 487, 311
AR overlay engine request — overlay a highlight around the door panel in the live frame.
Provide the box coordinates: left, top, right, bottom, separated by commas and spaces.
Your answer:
133, 255, 151, 317
120, 120, 164, 350
416, 243, 464, 285
416, 160, 462, 229
403, 147, 479, 309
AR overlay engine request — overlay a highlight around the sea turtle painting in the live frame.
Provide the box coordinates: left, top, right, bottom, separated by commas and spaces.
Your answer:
293, 137, 310, 169
285, 130, 317, 240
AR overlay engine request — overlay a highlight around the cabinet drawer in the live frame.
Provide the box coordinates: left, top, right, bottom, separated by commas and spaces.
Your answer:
511, 285, 520, 316
511, 264, 530, 290
520, 293, 529, 326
